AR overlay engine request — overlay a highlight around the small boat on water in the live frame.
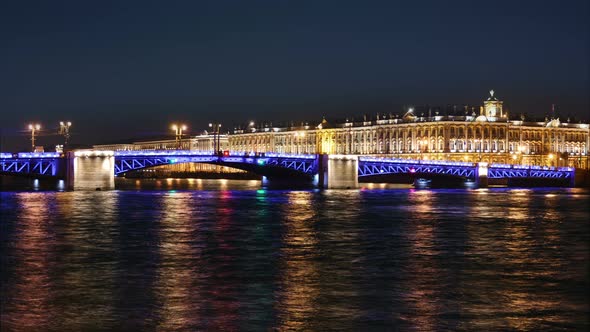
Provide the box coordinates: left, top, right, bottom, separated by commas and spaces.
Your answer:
413, 178, 432, 187
464, 178, 476, 188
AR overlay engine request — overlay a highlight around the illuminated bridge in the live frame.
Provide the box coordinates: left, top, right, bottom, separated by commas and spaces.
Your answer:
113, 150, 317, 176
357, 157, 575, 181
0, 150, 578, 189
0, 152, 63, 178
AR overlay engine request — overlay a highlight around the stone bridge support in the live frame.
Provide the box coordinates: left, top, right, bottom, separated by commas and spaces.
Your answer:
66, 151, 115, 190
475, 162, 489, 188
318, 154, 359, 189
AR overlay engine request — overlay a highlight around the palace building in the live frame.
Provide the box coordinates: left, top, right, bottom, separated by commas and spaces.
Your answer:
228, 91, 588, 168
94, 91, 589, 169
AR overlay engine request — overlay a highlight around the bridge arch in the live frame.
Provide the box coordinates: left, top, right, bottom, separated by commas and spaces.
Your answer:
358, 157, 477, 183
113, 152, 319, 181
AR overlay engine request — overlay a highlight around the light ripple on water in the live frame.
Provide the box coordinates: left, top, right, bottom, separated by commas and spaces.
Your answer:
0, 183, 589, 331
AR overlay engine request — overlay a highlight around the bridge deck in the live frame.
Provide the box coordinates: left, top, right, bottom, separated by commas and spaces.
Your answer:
0, 150, 576, 183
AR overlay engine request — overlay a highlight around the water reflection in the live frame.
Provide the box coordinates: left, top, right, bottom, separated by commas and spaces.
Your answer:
57, 193, 118, 330
204, 190, 240, 331
276, 191, 320, 329
154, 192, 201, 330
1, 188, 588, 331
116, 178, 260, 191
459, 189, 589, 330
3, 193, 55, 331
401, 190, 441, 330
316, 191, 363, 326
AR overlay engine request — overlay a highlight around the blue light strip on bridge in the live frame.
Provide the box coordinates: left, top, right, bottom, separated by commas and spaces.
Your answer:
114, 150, 214, 156
359, 157, 475, 167
114, 150, 317, 159
14, 152, 61, 158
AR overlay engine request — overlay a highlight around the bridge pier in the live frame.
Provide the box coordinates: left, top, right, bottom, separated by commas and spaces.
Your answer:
572, 168, 586, 187
66, 151, 115, 190
318, 154, 359, 189
475, 162, 489, 188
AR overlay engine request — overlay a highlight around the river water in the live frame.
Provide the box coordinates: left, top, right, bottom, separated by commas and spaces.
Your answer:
1, 179, 589, 331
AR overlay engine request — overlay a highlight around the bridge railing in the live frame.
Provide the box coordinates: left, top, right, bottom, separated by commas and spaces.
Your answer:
1, 152, 62, 177
359, 156, 475, 167
489, 163, 574, 172
358, 157, 477, 178
114, 150, 213, 157
487, 163, 574, 179
113, 151, 319, 175
0, 152, 62, 159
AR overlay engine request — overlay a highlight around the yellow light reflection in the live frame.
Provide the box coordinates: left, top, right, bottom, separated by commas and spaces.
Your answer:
59, 192, 117, 329
276, 192, 321, 329
462, 189, 569, 330
6, 193, 54, 330
398, 189, 447, 329
400, 206, 439, 330
154, 192, 202, 330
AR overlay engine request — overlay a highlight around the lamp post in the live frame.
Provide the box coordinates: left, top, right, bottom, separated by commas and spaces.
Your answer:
209, 123, 222, 155
171, 124, 187, 149
548, 153, 554, 167
248, 121, 255, 155
28, 123, 41, 152
59, 121, 72, 148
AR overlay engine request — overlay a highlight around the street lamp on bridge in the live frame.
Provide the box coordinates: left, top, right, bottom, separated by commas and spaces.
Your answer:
209, 123, 222, 155
59, 121, 72, 148
171, 124, 187, 149
28, 123, 41, 152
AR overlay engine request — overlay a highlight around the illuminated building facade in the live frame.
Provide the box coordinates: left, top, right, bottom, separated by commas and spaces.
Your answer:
229, 91, 589, 168
94, 91, 589, 169
95, 135, 229, 152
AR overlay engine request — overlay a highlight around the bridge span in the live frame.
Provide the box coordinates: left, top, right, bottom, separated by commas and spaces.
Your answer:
1, 150, 577, 190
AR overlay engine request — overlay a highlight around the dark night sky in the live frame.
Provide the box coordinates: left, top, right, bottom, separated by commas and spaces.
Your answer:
1, 0, 588, 150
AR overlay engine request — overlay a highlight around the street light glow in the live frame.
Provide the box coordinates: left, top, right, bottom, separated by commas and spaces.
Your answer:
28, 123, 41, 151
59, 121, 72, 148
209, 122, 222, 154
170, 123, 187, 149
